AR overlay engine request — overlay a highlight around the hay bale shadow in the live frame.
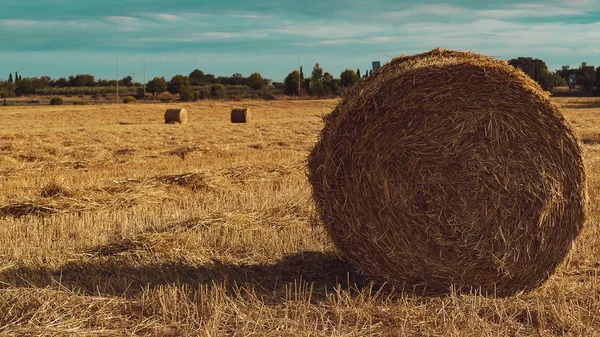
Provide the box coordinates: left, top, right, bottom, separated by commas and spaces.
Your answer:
563, 101, 600, 110
1, 251, 373, 301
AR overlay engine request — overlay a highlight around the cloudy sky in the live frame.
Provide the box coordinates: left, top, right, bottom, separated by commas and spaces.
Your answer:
1, 0, 599, 83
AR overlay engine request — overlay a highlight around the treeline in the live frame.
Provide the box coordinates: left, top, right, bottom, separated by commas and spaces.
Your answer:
507, 57, 600, 94
281, 64, 369, 97
0, 70, 274, 100
0, 65, 371, 100
1, 57, 599, 100
281, 59, 600, 98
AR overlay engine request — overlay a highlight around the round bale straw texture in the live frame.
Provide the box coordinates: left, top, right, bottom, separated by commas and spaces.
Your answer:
231, 108, 251, 123
164, 109, 188, 124
308, 48, 587, 296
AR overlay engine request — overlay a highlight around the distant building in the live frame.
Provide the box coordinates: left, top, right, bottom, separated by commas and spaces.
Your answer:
568, 74, 576, 88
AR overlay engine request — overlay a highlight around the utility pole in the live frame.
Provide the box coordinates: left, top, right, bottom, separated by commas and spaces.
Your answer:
143, 57, 146, 102
116, 56, 119, 103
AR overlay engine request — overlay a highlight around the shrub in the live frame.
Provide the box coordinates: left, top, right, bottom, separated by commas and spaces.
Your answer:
136, 88, 145, 99
157, 92, 175, 102
178, 86, 195, 101
210, 84, 225, 99
262, 92, 276, 100
49, 97, 63, 105
123, 96, 137, 104
247, 72, 266, 90
197, 86, 211, 100
73, 101, 89, 105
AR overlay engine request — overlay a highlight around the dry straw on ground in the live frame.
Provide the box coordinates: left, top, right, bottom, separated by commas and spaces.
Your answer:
231, 108, 251, 123
308, 48, 587, 297
164, 108, 188, 124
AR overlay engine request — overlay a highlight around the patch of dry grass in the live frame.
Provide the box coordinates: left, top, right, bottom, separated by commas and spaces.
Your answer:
0, 98, 599, 336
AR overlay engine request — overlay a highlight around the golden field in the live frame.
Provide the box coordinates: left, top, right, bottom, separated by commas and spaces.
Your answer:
0, 98, 599, 336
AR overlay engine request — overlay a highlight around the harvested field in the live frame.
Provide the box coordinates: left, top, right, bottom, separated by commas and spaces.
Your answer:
0, 98, 600, 336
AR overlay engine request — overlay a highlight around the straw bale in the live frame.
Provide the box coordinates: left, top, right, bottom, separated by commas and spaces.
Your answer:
308, 48, 587, 296
164, 109, 188, 124
231, 108, 251, 123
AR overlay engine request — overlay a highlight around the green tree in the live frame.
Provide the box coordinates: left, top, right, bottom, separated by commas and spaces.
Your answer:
210, 83, 225, 98
508, 57, 548, 82
15, 77, 49, 95
325, 78, 341, 96
539, 72, 567, 90
556, 65, 576, 87
283, 70, 301, 96
120, 76, 133, 87
0, 81, 15, 97
189, 69, 206, 86
53, 77, 69, 88
340, 69, 360, 87
168, 75, 189, 94
576, 62, 596, 91
311, 63, 323, 82
8, 73, 12, 83
508, 57, 565, 90
39, 76, 52, 86
168, 75, 195, 101
356, 69, 361, 79
596, 66, 600, 92
147, 77, 167, 93
14, 71, 19, 83
180, 86, 195, 101
311, 80, 327, 97
247, 72, 265, 90
68, 74, 95, 87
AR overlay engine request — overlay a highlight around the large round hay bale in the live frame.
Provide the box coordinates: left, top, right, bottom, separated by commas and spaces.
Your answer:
308, 48, 586, 296
165, 109, 188, 124
231, 108, 251, 123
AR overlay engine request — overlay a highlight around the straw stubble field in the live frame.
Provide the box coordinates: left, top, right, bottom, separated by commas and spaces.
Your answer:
0, 98, 599, 336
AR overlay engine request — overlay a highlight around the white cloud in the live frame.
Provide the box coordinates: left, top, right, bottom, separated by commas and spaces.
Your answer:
382, 4, 469, 20
137, 30, 268, 43
377, 2, 587, 24
272, 22, 388, 39
140, 13, 182, 21
105, 16, 138, 23
0, 19, 37, 27
0, 18, 103, 29
228, 13, 268, 19
480, 4, 584, 19
104, 16, 142, 32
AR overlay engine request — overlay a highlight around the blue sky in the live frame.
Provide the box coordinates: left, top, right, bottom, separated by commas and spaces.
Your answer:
1, 0, 599, 83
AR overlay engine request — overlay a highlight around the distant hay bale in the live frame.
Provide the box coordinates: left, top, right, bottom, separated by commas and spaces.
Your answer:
231, 108, 251, 123
164, 109, 188, 124
308, 48, 587, 297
